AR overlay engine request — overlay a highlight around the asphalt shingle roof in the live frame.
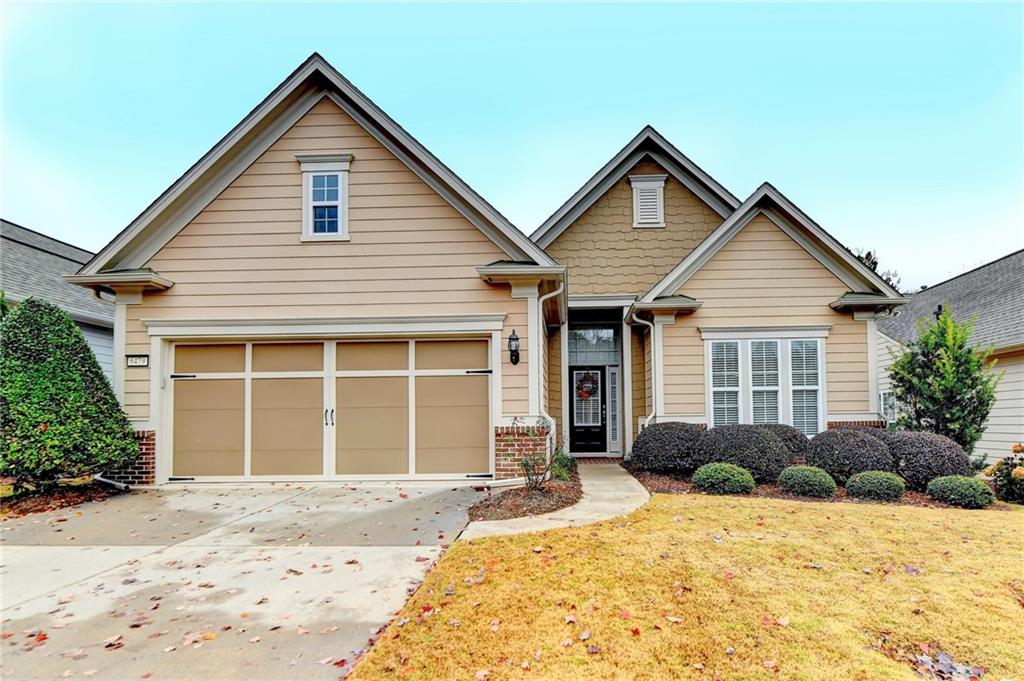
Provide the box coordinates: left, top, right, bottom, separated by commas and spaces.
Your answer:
0, 219, 114, 327
877, 249, 1023, 352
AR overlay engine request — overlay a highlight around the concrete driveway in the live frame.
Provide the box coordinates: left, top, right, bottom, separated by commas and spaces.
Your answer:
1, 482, 483, 680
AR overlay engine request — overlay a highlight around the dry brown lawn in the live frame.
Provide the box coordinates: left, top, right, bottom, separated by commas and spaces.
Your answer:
350, 493, 1023, 680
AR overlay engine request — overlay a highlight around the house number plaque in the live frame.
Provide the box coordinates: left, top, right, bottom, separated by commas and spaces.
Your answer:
126, 354, 150, 368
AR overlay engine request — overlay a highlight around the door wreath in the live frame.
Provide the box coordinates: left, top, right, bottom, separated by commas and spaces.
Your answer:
575, 371, 599, 400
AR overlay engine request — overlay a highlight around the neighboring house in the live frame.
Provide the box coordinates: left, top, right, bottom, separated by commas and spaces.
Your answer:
68, 54, 905, 485
877, 250, 1024, 461
1, 219, 115, 380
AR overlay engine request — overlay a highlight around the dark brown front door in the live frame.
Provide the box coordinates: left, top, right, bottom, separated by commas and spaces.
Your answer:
570, 366, 606, 452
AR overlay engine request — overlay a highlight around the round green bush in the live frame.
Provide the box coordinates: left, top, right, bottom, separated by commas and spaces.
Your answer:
885, 431, 970, 491
692, 463, 755, 495
757, 424, 810, 460
805, 430, 893, 485
926, 475, 994, 509
845, 471, 906, 502
628, 422, 706, 474
0, 298, 139, 491
777, 465, 836, 498
696, 424, 788, 483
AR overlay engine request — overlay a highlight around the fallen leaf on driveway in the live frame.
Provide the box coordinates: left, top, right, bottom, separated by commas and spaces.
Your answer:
317, 656, 333, 664
249, 636, 260, 644
58, 594, 74, 604
162, 646, 176, 652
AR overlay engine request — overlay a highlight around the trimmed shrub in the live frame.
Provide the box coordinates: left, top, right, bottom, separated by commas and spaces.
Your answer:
628, 422, 706, 474
757, 424, 809, 460
885, 431, 970, 492
805, 430, 893, 485
926, 475, 994, 509
845, 471, 906, 502
550, 448, 575, 481
692, 463, 755, 495
696, 424, 788, 483
985, 455, 1024, 504
777, 465, 836, 498
0, 298, 138, 491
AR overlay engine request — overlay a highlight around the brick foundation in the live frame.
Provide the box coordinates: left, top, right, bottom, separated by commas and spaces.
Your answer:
827, 420, 885, 430
494, 425, 550, 481
108, 430, 156, 486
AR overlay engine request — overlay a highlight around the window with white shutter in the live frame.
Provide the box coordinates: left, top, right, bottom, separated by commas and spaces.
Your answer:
790, 339, 821, 436
630, 175, 666, 228
711, 341, 740, 427
750, 340, 780, 424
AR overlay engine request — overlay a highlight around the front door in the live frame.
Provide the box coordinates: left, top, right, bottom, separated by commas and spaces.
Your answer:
570, 366, 606, 452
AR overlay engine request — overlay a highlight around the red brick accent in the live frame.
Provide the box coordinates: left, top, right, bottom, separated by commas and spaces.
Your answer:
108, 430, 156, 486
494, 425, 549, 480
827, 421, 885, 430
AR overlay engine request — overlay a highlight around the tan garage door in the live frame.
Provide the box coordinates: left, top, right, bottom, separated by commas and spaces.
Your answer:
171, 338, 490, 480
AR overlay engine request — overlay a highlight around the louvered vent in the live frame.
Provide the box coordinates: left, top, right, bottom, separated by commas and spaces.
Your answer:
630, 175, 666, 227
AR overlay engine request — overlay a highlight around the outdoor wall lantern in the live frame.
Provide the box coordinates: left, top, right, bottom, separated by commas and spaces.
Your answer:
508, 330, 521, 365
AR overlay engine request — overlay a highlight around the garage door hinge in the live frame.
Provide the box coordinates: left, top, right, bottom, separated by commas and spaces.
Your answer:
464, 369, 492, 375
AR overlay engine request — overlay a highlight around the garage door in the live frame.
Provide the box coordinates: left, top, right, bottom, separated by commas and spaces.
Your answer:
170, 339, 491, 480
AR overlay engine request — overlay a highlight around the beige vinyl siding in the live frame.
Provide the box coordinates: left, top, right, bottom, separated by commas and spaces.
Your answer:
547, 329, 562, 446
124, 98, 529, 420
661, 214, 870, 418
977, 351, 1024, 462
546, 161, 722, 296
877, 331, 902, 394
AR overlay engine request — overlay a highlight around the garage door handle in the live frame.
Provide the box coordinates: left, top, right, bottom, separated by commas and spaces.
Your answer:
330, 409, 335, 426
324, 408, 329, 426
170, 373, 196, 379
465, 369, 492, 374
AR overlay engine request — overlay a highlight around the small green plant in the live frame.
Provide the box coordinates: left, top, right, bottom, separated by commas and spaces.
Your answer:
1, 298, 138, 492
845, 471, 906, 502
777, 465, 836, 498
926, 475, 994, 509
692, 463, 755, 495
549, 447, 575, 481
985, 451, 1024, 504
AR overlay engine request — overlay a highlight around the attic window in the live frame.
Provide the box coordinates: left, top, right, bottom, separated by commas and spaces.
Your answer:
630, 174, 667, 228
297, 153, 353, 241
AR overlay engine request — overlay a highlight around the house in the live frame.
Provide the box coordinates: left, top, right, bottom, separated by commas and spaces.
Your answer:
68, 54, 905, 485
1, 219, 115, 380
877, 250, 1023, 461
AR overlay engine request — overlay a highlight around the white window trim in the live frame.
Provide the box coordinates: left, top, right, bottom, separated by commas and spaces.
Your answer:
629, 174, 667, 228
704, 336, 827, 434
879, 389, 896, 424
298, 153, 352, 242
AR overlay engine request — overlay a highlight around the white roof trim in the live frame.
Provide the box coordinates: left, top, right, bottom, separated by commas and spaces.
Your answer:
531, 127, 741, 249
82, 53, 554, 275
641, 183, 905, 303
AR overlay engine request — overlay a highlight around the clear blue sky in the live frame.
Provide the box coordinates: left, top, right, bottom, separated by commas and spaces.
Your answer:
2, 2, 1021, 290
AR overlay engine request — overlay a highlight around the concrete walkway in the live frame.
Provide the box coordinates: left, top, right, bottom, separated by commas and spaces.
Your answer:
460, 463, 649, 540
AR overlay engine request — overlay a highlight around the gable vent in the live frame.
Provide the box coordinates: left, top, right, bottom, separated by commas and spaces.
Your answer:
630, 174, 667, 228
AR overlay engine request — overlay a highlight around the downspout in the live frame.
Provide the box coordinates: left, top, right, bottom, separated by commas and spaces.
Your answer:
537, 282, 564, 456
632, 313, 656, 429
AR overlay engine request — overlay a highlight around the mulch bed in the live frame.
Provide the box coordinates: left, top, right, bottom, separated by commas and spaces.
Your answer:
630, 470, 1013, 510
468, 467, 582, 522
0, 482, 117, 519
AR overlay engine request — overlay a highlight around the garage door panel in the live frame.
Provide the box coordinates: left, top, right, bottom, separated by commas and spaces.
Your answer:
337, 342, 408, 371
251, 378, 324, 476
252, 343, 323, 372
415, 340, 488, 370
336, 377, 409, 474
173, 379, 244, 476
175, 344, 245, 373
416, 375, 488, 474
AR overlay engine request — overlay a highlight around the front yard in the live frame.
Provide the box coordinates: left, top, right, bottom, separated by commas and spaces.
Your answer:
351, 493, 1023, 680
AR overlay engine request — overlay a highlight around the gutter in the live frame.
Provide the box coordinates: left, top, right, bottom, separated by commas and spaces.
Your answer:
631, 313, 656, 429
537, 282, 564, 454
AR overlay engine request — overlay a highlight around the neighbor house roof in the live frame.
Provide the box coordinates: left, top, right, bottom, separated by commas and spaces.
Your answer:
641, 182, 905, 303
1, 219, 114, 328
877, 249, 1024, 353
530, 126, 741, 249
78, 52, 555, 279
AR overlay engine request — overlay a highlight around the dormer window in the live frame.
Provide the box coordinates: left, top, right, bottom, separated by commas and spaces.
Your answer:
297, 153, 352, 241
630, 174, 667, 228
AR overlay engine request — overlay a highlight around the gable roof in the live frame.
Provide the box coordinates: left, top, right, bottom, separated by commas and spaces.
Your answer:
1, 219, 114, 327
641, 182, 905, 303
79, 53, 554, 276
530, 126, 741, 249
877, 249, 1024, 352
